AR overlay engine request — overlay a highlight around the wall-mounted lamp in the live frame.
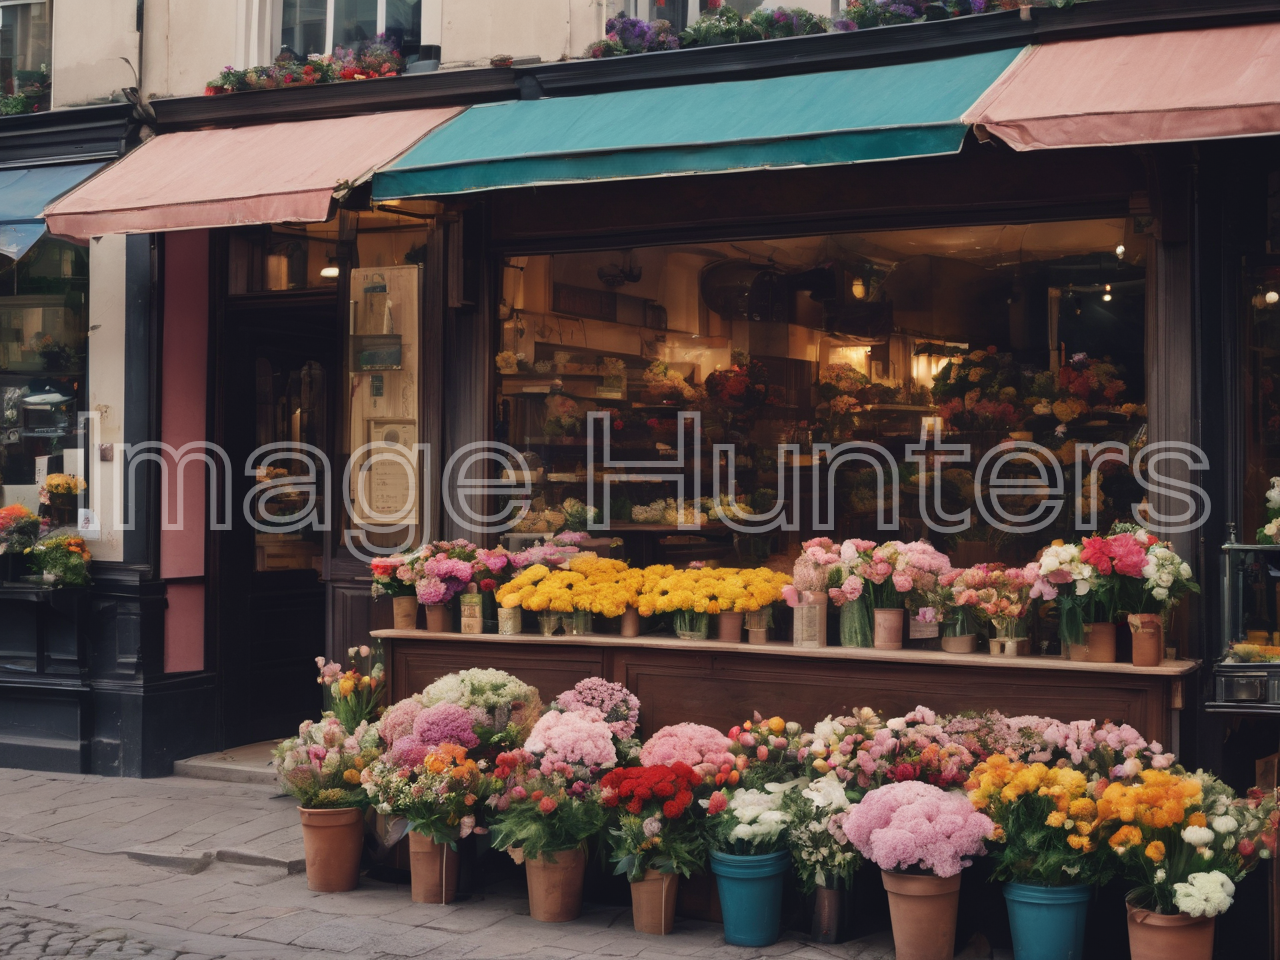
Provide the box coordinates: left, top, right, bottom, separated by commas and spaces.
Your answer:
851, 277, 867, 300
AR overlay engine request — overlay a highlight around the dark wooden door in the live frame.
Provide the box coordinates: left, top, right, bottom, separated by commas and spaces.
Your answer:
210, 292, 340, 747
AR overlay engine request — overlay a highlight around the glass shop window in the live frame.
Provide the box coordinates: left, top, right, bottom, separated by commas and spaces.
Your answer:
0, 236, 89, 514
227, 223, 342, 295
0, 1, 51, 112
280, 0, 328, 58
493, 219, 1148, 567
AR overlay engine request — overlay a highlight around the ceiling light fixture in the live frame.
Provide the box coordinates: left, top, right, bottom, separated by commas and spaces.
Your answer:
1115, 244, 1126, 259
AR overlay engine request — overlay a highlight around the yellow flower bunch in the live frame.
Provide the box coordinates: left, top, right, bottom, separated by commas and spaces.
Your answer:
635, 566, 791, 617
495, 564, 551, 609
967, 756, 1097, 853
45, 473, 86, 495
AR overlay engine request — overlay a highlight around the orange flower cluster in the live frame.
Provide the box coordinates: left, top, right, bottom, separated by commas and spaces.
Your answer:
1096, 769, 1202, 831
967, 754, 1098, 852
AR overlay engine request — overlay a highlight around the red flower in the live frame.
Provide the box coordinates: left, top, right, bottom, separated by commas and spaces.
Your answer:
539, 797, 558, 814
663, 801, 681, 818
530, 790, 544, 802
626, 797, 643, 815
706, 791, 728, 815
479, 578, 497, 592
613, 420, 624, 431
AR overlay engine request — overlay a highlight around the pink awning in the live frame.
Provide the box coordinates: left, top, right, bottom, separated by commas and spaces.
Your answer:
44, 108, 460, 238
963, 24, 1280, 151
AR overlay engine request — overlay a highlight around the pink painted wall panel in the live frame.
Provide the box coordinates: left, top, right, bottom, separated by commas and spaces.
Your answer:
164, 582, 206, 674
160, 229, 209, 673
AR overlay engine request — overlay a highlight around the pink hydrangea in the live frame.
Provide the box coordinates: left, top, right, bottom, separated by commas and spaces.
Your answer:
412, 702, 480, 750
554, 677, 640, 740
837, 781, 991, 878
378, 697, 424, 746
525, 708, 618, 773
641, 723, 734, 776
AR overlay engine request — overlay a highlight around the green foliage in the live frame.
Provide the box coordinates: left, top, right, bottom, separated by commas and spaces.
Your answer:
489, 795, 605, 861
748, 7, 831, 38
28, 535, 91, 587
606, 813, 706, 883
679, 8, 763, 47
0, 94, 32, 116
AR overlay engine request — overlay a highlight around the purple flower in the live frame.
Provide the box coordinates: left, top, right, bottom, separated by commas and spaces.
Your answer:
411, 702, 480, 750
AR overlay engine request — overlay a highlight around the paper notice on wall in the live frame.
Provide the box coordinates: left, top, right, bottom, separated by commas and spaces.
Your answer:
78, 508, 100, 540
34, 456, 48, 487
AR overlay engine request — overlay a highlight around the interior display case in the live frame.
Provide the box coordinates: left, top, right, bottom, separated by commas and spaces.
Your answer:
1210, 528, 1280, 712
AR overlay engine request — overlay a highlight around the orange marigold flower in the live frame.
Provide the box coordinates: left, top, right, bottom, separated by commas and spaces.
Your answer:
1145, 841, 1165, 863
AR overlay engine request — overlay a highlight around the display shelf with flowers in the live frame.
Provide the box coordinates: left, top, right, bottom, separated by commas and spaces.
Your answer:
598, 761, 706, 934
704, 352, 770, 410
419, 668, 542, 762
701, 782, 802, 947
274, 716, 382, 892
639, 360, 703, 405
1095, 769, 1279, 959
27, 534, 91, 587
0, 504, 44, 582
836, 779, 994, 960
362, 742, 489, 904
966, 756, 1113, 959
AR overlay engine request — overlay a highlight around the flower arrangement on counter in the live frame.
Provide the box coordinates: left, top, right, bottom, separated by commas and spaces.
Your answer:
704, 352, 770, 408
27, 534, 91, 586
0, 504, 44, 558
640, 360, 702, 404
950, 562, 1043, 638
274, 716, 382, 809
369, 553, 420, 598
412, 540, 480, 606
43, 473, 86, 496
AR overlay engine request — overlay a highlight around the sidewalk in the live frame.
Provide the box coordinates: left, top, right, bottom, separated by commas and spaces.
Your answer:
0, 769, 938, 960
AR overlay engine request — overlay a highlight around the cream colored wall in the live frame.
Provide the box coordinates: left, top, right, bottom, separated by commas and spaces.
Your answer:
86, 236, 128, 563
440, 0, 605, 66
50, 0, 140, 107
141, 0, 245, 101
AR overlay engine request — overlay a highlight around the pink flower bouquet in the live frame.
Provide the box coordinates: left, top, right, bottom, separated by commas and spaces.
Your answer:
836, 780, 992, 877
641, 723, 736, 780
553, 677, 641, 742
855, 540, 952, 610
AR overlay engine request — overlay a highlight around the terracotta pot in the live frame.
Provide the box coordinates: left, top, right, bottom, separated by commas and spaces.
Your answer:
1067, 622, 1117, 662
392, 595, 418, 630
631, 869, 678, 935
940, 634, 977, 654
717, 611, 744, 643
408, 831, 460, 904
621, 607, 641, 638
1129, 614, 1163, 667
1126, 902, 1215, 960
880, 870, 961, 960
525, 846, 587, 922
424, 603, 450, 633
873, 608, 904, 650
298, 806, 364, 892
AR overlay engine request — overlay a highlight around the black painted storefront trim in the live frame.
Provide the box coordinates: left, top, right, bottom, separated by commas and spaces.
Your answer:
0, 102, 135, 168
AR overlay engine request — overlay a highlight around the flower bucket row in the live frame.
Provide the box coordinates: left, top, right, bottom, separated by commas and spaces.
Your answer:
278, 664, 1273, 959
793, 524, 1197, 663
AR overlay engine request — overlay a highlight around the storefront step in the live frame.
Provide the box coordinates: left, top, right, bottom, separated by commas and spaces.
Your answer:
172, 741, 280, 785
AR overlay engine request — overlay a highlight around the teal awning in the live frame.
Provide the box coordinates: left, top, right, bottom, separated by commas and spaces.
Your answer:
0, 161, 106, 259
373, 48, 1023, 198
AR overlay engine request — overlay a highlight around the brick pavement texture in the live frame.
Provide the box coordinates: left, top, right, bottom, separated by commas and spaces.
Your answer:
0, 769, 981, 960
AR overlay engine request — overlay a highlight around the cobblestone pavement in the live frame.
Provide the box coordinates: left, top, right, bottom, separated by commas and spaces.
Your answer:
0, 769, 983, 960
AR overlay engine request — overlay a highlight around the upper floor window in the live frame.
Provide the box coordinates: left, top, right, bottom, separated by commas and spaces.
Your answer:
0, 0, 51, 113
279, 0, 422, 60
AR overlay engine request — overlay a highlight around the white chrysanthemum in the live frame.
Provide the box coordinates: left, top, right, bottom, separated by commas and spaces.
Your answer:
1173, 871, 1235, 918
1213, 816, 1239, 835
1181, 825, 1215, 846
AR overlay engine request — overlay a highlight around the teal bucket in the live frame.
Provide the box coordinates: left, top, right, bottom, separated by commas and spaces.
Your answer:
709, 849, 791, 947
1004, 882, 1092, 960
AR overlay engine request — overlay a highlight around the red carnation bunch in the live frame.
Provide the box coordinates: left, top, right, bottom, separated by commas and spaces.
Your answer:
599, 763, 699, 819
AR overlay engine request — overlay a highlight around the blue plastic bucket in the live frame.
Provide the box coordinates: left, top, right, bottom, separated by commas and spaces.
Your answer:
1004, 882, 1092, 960
709, 849, 791, 947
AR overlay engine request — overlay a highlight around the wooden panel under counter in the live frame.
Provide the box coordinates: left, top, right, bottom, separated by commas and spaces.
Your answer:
373, 629, 1199, 749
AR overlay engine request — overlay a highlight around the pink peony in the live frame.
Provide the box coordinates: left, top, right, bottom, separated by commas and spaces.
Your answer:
525, 708, 617, 772
641, 723, 734, 776
378, 697, 424, 746
554, 677, 640, 740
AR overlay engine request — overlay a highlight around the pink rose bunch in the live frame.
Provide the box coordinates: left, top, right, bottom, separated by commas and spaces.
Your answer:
1080, 531, 1155, 580
852, 540, 951, 609
641, 722, 735, 777
836, 780, 992, 877
386, 701, 481, 768
524, 708, 618, 775
950, 563, 1041, 630
553, 677, 640, 741
1040, 718, 1174, 777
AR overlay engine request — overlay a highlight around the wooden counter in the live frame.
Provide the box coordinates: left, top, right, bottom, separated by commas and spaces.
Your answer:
372, 629, 1199, 750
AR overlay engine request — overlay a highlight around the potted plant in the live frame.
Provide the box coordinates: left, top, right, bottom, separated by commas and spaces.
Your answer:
0, 504, 44, 583
1036, 541, 1116, 662
363, 741, 488, 904
274, 716, 382, 892
411, 540, 479, 631
370, 552, 421, 629
836, 780, 993, 960
701, 783, 800, 947
41, 472, 85, 527
1095, 769, 1278, 960
487, 712, 613, 922
27, 534, 92, 586
782, 775, 862, 944
599, 762, 706, 934
966, 756, 1115, 960
950, 562, 1044, 656
785, 538, 843, 646
852, 541, 952, 650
